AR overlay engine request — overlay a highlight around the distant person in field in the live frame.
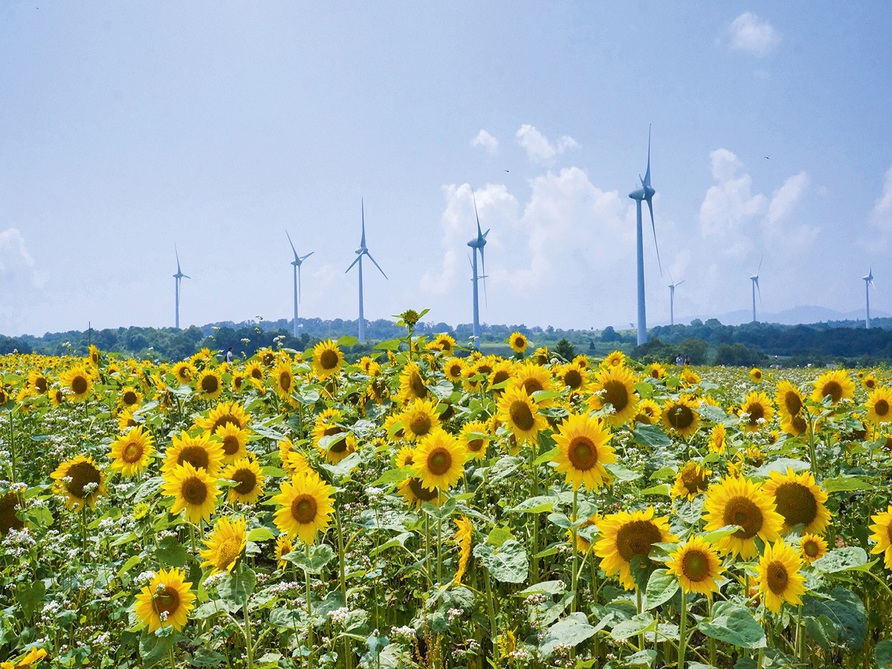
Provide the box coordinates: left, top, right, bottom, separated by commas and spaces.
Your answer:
225, 347, 234, 364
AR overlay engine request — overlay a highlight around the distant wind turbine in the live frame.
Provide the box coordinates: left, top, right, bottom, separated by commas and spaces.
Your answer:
345, 200, 387, 343
173, 246, 190, 330
628, 125, 663, 345
467, 192, 490, 346
286, 230, 314, 338
750, 256, 763, 323
668, 279, 684, 326
864, 268, 875, 329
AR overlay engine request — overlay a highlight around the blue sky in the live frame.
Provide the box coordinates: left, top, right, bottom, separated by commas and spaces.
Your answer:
2, 3, 890, 336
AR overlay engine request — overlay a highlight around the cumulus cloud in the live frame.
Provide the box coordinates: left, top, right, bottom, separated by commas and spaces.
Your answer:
470, 129, 499, 155
515, 124, 579, 166
699, 149, 767, 251
729, 12, 781, 56
766, 172, 809, 229
866, 165, 892, 248
0, 228, 44, 289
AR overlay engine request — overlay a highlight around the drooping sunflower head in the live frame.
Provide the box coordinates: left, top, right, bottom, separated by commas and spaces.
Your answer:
453, 515, 474, 585
589, 365, 640, 426
762, 468, 831, 534
109, 426, 156, 476
866, 387, 892, 424
272, 469, 335, 545
50, 455, 107, 510
459, 420, 492, 461
703, 476, 783, 558
811, 370, 855, 405
758, 541, 806, 614
162, 431, 225, 477
661, 396, 701, 439
400, 398, 440, 442
0, 491, 25, 537
311, 340, 344, 380
496, 385, 548, 444
594, 507, 676, 590
774, 380, 804, 419
221, 457, 265, 505
200, 516, 247, 576
740, 390, 775, 433
552, 412, 616, 491
507, 331, 529, 354
134, 567, 196, 633
412, 429, 466, 493
671, 462, 711, 501
162, 461, 220, 524
868, 504, 892, 569
799, 533, 828, 563
666, 535, 725, 595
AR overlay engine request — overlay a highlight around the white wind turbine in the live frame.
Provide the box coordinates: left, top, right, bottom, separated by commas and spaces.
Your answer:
628, 125, 663, 345
345, 200, 388, 343
173, 245, 190, 330
750, 256, 763, 323
467, 192, 490, 346
864, 268, 875, 329
286, 230, 313, 338
668, 278, 685, 326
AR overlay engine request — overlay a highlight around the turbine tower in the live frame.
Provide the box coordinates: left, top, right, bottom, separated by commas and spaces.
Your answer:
668, 279, 684, 326
173, 246, 190, 330
345, 200, 388, 343
286, 230, 314, 338
750, 256, 763, 323
864, 267, 874, 329
467, 192, 490, 346
628, 125, 663, 345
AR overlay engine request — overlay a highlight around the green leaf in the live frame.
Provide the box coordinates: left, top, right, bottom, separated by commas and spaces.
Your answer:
515, 580, 567, 597
219, 569, 256, 610
485, 526, 514, 547
117, 554, 144, 580
319, 451, 361, 478
534, 447, 559, 466
633, 425, 671, 448
473, 539, 528, 583
623, 649, 658, 668
605, 463, 642, 482
644, 569, 679, 610
822, 476, 872, 493
374, 338, 403, 351
875, 639, 892, 669
804, 613, 838, 649
509, 495, 557, 514
247, 527, 275, 543
641, 484, 670, 496
611, 613, 655, 641
701, 524, 742, 544
155, 535, 187, 568
190, 648, 228, 667
283, 543, 336, 574
698, 602, 766, 649
699, 403, 727, 422
753, 458, 810, 478
16, 580, 45, 620
803, 587, 867, 650
540, 612, 598, 657
337, 335, 359, 347
811, 547, 871, 574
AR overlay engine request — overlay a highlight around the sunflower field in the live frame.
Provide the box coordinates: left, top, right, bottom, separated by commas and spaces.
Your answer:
2, 324, 892, 669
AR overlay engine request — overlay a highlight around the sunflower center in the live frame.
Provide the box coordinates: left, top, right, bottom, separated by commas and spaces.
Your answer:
71, 376, 88, 395
291, 495, 318, 524
784, 391, 803, 416
602, 380, 629, 411
747, 403, 765, 424
802, 539, 820, 558
122, 441, 144, 463
427, 448, 452, 476
216, 537, 242, 569
509, 400, 535, 431
408, 478, 439, 502
409, 371, 427, 399
250, 367, 263, 380
773, 482, 818, 529
279, 372, 292, 392
866, 378, 877, 389
447, 364, 463, 378
221, 434, 240, 456
201, 375, 220, 394
123, 391, 138, 406
567, 436, 598, 471
154, 586, 181, 616
0, 492, 25, 535
821, 381, 843, 403
767, 562, 789, 595
213, 414, 240, 433
681, 549, 710, 582
615, 520, 663, 562
681, 466, 707, 495
521, 378, 543, 396
724, 496, 764, 539
319, 350, 338, 370
323, 426, 347, 453
790, 415, 807, 435
67, 461, 101, 499
409, 413, 432, 437
232, 469, 257, 495
564, 369, 583, 390
467, 438, 484, 453
35, 377, 48, 393
875, 399, 890, 417
177, 446, 210, 471
667, 404, 695, 430
182, 477, 209, 505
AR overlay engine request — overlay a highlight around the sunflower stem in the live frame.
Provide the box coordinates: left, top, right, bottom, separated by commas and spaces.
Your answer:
677, 590, 687, 669
436, 514, 442, 586
80, 505, 88, 556
243, 589, 254, 669
304, 543, 315, 662
706, 596, 717, 667
570, 487, 579, 614
8, 409, 17, 484
335, 510, 351, 669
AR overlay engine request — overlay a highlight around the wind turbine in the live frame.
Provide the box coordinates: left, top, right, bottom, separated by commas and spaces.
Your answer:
668, 279, 684, 326
864, 267, 874, 329
467, 192, 490, 346
286, 230, 314, 338
173, 246, 190, 330
345, 200, 388, 343
750, 256, 763, 323
628, 125, 663, 345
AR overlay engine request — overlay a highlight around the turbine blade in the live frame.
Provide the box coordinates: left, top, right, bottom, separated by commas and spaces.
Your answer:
360, 199, 367, 248
367, 252, 388, 280
175, 245, 182, 274
301, 251, 314, 262
757, 254, 763, 274
646, 198, 663, 276
480, 247, 488, 306
286, 230, 298, 259
473, 192, 483, 238
676, 279, 685, 287
298, 265, 302, 303
643, 124, 652, 188
345, 255, 361, 273
182, 274, 190, 280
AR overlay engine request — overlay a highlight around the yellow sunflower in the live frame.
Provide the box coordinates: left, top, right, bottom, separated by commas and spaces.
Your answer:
108, 426, 155, 476
412, 429, 466, 492
662, 396, 701, 438
117, 386, 143, 411
199, 516, 247, 575
459, 420, 491, 461
231, 372, 247, 393
401, 397, 440, 442
197, 400, 251, 434
311, 339, 344, 380
556, 362, 588, 394
703, 476, 783, 558
496, 385, 548, 444
59, 366, 93, 402
594, 507, 676, 590
397, 476, 442, 508
589, 364, 640, 426
195, 369, 224, 400
428, 333, 457, 355
799, 533, 828, 563
162, 462, 219, 524
0, 491, 25, 537
570, 513, 601, 554
750, 367, 763, 383
278, 439, 311, 476
762, 468, 831, 534
272, 470, 335, 545
811, 370, 855, 405
648, 362, 667, 380
453, 515, 473, 585
869, 505, 892, 569
633, 398, 662, 426
739, 391, 775, 433
245, 362, 265, 389
50, 455, 106, 510
666, 535, 725, 596
708, 423, 728, 455
312, 408, 356, 464
221, 457, 265, 505
443, 357, 465, 383
774, 380, 804, 420
271, 361, 297, 400
552, 412, 615, 491
671, 462, 711, 501
488, 359, 516, 393
511, 362, 556, 404
681, 368, 701, 387
0, 646, 47, 668
507, 331, 529, 354
865, 387, 892, 424
780, 411, 811, 438
213, 423, 249, 464
162, 431, 225, 477
398, 360, 429, 402
134, 567, 196, 633
758, 541, 805, 613
171, 361, 197, 385
602, 350, 627, 369
862, 372, 879, 391
275, 534, 294, 569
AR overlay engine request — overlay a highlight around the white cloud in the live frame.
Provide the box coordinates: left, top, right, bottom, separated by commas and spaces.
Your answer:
515, 124, 579, 166
0, 228, 44, 289
729, 12, 781, 56
766, 171, 809, 229
699, 149, 767, 252
866, 165, 892, 249
470, 129, 499, 155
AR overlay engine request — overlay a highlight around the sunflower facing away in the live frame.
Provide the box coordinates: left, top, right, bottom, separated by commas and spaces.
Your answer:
661, 396, 701, 439
594, 507, 676, 590
108, 426, 155, 477
758, 541, 805, 614
134, 567, 196, 633
497, 385, 548, 444
51, 455, 107, 510
799, 533, 828, 563
552, 412, 615, 491
221, 457, 265, 505
811, 370, 855, 405
453, 515, 473, 585
762, 468, 831, 534
200, 515, 247, 575
869, 504, 892, 569
589, 365, 640, 426
666, 535, 725, 596
273, 470, 335, 545
740, 391, 775, 433
162, 462, 220, 524
162, 431, 225, 477
703, 476, 783, 558
412, 429, 466, 492
311, 339, 344, 380
671, 462, 711, 501
275, 534, 294, 569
